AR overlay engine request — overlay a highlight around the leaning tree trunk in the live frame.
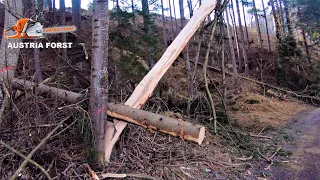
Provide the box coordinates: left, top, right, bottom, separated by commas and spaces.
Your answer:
235, 0, 249, 75
90, 0, 109, 163
104, 1, 217, 162
261, 0, 272, 52
0, 0, 23, 123
252, 0, 263, 49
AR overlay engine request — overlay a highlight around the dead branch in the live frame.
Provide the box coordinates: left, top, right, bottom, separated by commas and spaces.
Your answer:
10, 115, 71, 180
0, 141, 52, 180
249, 133, 273, 140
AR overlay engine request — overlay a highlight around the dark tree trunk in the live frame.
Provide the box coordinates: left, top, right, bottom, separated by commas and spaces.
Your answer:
230, 1, 241, 61
53, 0, 56, 24
241, 2, 250, 51
91, 0, 109, 163
187, 0, 193, 18
72, 0, 81, 31
142, 0, 155, 68
60, 0, 67, 61
172, 0, 178, 30
179, 0, 185, 27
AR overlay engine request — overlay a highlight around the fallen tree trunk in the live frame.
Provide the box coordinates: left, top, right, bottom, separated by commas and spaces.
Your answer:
10, 78, 205, 144
104, 0, 217, 162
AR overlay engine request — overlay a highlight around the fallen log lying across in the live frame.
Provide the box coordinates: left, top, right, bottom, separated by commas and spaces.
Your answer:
10, 78, 205, 144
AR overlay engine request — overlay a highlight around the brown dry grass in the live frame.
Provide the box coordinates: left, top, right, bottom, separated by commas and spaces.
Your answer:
229, 93, 307, 133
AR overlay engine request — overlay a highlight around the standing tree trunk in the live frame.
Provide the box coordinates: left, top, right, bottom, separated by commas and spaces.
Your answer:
179, 0, 185, 27
241, 2, 250, 51
38, 0, 44, 12
60, 0, 68, 61
160, 0, 167, 47
252, 0, 263, 49
0, 0, 23, 122
283, 0, 293, 37
142, 0, 155, 68
187, 0, 193, 18
172, 0, 178, 30
225, 8, 238, 81
53, 0, 56, 24
90, 0, 109, 163
72, 0, 81, 31
261, 0, 271, 52
47, 0, 52, 12
235, 0, 249, 75
275, 0, 285, 36
230, 1, 240, 61
270, 0, 281, 39
34, 0, 43, 83
168, 0, 175, 39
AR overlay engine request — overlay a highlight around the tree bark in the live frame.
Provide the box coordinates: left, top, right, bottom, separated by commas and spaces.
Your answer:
172, 0, 178, 30
235, 0, 249, 75
0, 0, 23, 123
10, 78, 206, 145
104, 1, 217, 162
91, 0, 109, 163
262, 0, 272, 52
252, 0, 263, 49
187, 0, 193, 18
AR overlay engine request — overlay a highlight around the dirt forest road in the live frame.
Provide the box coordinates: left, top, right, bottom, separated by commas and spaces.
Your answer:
272, 108, 320, 180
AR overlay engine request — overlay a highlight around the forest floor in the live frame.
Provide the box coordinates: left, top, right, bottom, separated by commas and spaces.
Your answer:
268, 108, 320, 180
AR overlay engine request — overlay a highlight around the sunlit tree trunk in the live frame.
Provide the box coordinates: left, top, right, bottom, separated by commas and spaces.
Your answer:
90, 0, 109, 163
283, 0, 293, 37
270, 0, 281, 39
241, 2, 250, 51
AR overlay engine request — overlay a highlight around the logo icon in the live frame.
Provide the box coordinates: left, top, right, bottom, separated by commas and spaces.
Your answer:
4, 13, 76, 39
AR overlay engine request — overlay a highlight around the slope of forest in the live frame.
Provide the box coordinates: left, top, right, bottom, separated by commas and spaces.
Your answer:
0, 0, 319, 179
